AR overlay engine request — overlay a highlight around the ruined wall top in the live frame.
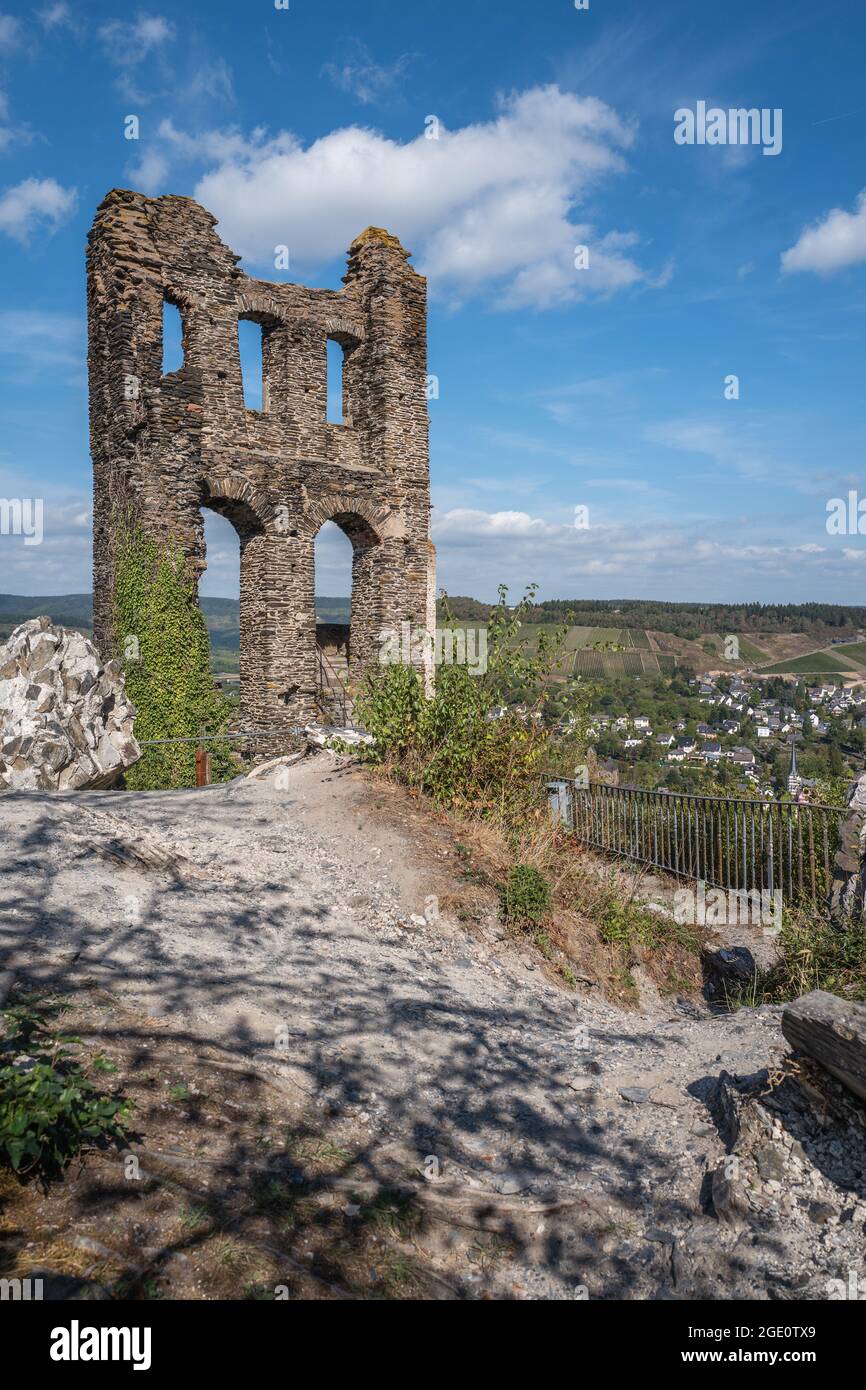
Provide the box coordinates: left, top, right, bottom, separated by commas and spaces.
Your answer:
87, 188, 430, 506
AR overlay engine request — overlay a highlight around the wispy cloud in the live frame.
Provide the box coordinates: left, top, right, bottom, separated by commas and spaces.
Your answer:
37, 2, 76, 32
0, 309, 84, 381
0, 12, 21, 53
321, 38, 414, 106
97, 13, 175, 67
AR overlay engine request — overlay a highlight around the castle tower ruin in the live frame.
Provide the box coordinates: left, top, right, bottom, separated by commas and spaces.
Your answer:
87, 189, 436, 727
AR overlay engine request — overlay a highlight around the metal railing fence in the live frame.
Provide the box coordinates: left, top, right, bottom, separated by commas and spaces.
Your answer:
548, 779, 844, 907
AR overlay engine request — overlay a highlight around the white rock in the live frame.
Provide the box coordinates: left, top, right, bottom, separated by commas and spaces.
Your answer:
0, 618, 141, 792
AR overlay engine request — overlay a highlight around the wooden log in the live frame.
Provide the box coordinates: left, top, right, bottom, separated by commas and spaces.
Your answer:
782, 991, 866, 1104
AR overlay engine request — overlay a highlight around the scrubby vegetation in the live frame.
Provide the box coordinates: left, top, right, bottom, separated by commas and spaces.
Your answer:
0, 994, 130, 1178
355, 585, 587, 827
740, 915, 866, 1005
501, 864, 551, 927
355, 593, 708, 1003
112, 516, 239, 790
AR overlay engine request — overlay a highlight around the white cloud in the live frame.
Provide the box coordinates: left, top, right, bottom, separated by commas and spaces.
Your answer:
321, 38, 413, 105
142, 84, 666, 309
428, 505, 862, 601
781, 189, 866, 275
98, 13, 175, 67
0, 178, 77, 244
0, 90, 36, 155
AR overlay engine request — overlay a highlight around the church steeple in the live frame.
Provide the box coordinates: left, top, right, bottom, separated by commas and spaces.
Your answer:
787, 737, 801, 796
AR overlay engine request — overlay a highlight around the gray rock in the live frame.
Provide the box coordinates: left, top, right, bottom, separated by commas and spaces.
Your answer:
710, 1160, 751, 1226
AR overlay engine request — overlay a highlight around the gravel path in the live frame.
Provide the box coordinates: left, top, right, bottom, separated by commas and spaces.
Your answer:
1, 753, 864, 1300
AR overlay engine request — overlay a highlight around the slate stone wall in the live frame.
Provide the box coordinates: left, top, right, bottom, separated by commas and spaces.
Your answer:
87, 191, 436, 727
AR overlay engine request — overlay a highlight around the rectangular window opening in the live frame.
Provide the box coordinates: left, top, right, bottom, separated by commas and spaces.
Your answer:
326, 337, 344, 424
161, 299, 184, 376
238, 318, 265, 411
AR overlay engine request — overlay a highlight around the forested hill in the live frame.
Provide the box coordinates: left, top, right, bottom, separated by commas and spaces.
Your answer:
0, 594, 349, 648
439, 596, 866, 640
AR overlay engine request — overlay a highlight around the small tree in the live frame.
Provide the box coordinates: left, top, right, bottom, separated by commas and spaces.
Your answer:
355, 584, 588, 829
112, 516, 237, 789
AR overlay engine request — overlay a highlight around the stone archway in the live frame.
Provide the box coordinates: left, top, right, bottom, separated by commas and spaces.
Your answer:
308, 499, 388, 690
198, 474, 272, 727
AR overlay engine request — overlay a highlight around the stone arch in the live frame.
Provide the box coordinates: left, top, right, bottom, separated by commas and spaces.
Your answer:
308, 496, 389, 685
237, 288, 285, 323
200, 471, 274, 535
197, 472, 276, 724
303, 493, 388, 542
324, 313, 364, 346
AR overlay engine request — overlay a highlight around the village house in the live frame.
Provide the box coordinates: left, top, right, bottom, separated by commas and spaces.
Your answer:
729, 748, 756, 766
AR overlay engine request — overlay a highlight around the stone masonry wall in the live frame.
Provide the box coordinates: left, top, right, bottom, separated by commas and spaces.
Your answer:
87, 191, 436, 727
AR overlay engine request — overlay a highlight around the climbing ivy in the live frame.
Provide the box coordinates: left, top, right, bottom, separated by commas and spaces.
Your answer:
112, 515, 238, 789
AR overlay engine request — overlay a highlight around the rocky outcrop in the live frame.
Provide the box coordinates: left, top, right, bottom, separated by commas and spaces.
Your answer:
0, 618, 140, 791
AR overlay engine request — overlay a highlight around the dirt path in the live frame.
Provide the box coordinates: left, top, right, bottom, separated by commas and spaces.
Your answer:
1, 753, 864, 1300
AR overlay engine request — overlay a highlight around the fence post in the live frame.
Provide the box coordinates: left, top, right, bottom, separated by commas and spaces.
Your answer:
547, 779, 572, 830
195, 728, 211, 787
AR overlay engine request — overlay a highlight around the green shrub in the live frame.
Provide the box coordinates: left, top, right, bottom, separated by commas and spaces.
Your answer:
0, 997, 130, 1177
501, 864, 551, 927
112, 515, 238, 789
355, 585, 587, 828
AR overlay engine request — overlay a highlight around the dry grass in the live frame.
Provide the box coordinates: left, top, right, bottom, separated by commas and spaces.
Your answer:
360, 768, 707, 1008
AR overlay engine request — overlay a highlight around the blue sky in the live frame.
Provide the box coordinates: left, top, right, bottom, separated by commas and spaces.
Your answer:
1, 0, 866, 604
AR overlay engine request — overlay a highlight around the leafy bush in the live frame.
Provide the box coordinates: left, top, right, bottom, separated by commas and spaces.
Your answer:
355, 585, 587, 828
112, 515, 238, 789
501, 864, 551, 927
0, 997, 130, 1177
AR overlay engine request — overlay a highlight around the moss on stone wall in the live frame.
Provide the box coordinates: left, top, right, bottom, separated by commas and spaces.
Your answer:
112, 516, 237, 790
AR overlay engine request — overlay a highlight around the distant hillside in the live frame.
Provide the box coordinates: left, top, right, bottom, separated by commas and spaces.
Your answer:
0, 593, 93, 635
439, 595, 866, 642
0, 595, 350, 670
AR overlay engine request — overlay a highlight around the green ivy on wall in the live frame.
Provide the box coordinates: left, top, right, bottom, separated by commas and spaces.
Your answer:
112, 516, 238, 790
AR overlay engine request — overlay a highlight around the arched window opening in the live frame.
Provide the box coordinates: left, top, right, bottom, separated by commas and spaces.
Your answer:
238, 318, 265, 411
315, 521, 352, 716
161, 298, 184, 375
199, 508, 241, 699
315, 520, 352, 626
